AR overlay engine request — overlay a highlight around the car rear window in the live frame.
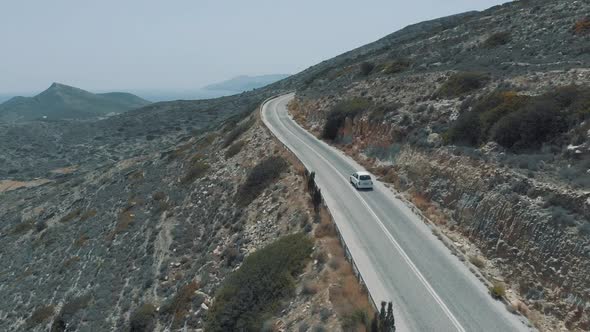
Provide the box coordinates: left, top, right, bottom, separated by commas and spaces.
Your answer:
359, 175, 371, 180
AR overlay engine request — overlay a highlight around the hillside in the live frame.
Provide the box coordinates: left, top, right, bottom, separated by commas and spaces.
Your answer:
2, 0, 590, 331
203, 74, 290, 93
0, 83, 151, 122
286, 0, 590, 330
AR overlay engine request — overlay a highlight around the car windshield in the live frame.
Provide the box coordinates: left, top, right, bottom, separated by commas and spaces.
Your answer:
359, 175, 371, 180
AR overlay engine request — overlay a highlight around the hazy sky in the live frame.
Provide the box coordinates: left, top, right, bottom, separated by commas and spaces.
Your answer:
1, 0, 510, 94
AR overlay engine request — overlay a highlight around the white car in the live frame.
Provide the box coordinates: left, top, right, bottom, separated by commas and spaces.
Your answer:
350, 171, 373, 190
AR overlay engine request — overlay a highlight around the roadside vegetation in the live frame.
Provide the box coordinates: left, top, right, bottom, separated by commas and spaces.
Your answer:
206, 233, 313, 331
445, 85, 590, 151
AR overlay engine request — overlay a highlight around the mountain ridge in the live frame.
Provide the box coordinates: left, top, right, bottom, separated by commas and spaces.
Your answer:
0, 82, 150, 122
203, 74, 290, 92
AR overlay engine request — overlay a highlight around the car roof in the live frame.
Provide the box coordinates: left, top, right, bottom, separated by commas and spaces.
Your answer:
356, 171, 371, 176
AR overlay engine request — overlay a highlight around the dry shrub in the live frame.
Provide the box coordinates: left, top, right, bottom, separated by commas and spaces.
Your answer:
161, 281, 199, 328
181, 154, 210, 185
329, 272, 373, 329
381, 167, 399, 184
62, 256, 80, 269
314, 208, 337, 238
509, 300, 529, 317
26, 305, 55, 327
410, 192, 431, 211
302, 280, 319, 295
74, 234, 89, 247
107, 210, 136, 241
574, 17, 590, 35
469, 255, 486, 269
425, 205, 447, 225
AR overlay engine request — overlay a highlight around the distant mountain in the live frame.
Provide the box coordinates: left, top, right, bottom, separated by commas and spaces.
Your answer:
203, 74, 290, 93
0, 83, 151, 122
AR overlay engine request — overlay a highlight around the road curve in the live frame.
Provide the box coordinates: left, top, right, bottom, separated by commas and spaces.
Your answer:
262, 93, 531, 332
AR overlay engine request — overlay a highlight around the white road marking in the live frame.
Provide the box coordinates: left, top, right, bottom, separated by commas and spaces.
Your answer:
262, 95, 467, 332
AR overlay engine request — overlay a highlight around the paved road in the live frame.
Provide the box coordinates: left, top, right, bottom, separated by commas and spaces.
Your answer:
262, 93, 531, 332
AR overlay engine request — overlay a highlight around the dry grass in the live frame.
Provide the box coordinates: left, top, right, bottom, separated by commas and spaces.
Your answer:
314, 207, 337, 238
329, 267, 374, 331
410, 191, 430, 211
317, 227, 375, 331
410, 191, 447, 225
74, 234, 89, 247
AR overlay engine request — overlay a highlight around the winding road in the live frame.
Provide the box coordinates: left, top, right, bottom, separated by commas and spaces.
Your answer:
262, 93, 531, 332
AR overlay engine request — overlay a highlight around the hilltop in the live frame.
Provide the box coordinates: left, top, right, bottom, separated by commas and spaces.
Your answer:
0, 83, 150, 122
203, 74, 290, 93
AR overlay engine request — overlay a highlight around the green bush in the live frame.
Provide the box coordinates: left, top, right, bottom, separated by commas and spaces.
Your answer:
436, 72, 489, 98
322, 98, 372, 140
483, 31, 511, 48
225, 140, 245, 159
359, 62, 375, 76
206, 233, 313, 331
236, 156, 288, 206
446, 85, 590, 151
490, 100, 565, 149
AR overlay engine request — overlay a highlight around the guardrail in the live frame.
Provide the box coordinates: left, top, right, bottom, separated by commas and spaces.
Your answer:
260, 94, 379, 312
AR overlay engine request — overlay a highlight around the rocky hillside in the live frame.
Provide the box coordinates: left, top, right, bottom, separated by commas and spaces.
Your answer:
288, 0, 590, 330
0, 77, 377, 331
3, 0, 589, 331
0, 83, 150, 122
